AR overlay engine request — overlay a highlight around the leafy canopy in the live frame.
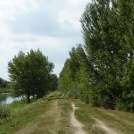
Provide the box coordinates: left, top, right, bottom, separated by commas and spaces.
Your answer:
8, 49, 56, 103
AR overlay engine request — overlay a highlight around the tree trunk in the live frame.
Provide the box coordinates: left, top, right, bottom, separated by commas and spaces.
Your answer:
27, 92, 30, 103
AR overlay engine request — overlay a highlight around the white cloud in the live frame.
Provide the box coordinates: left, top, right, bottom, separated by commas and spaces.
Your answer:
0, 0, 91, 80
0, 0, 37, 21
71, 0, 90, 7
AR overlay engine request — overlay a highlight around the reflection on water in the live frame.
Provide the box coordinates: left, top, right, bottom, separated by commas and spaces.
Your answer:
0, 93, 21, 104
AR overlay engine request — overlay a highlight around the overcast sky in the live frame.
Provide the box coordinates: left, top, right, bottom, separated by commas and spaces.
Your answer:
0, 0, 91, 80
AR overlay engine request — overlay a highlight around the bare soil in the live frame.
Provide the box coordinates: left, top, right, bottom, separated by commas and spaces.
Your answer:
70, 103, 86, 134
93, 117, 119, 134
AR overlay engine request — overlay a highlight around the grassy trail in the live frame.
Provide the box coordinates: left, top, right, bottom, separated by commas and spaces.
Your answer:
73, 99, 134, 134
0, 91, 134, 134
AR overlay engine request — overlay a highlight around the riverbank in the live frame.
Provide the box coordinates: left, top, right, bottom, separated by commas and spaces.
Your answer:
0, 93, 22, 104
0, 87, 12, 94
0, 91, 134, 134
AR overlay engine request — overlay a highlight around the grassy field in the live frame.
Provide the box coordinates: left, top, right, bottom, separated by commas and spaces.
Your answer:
0, 91, 133, 134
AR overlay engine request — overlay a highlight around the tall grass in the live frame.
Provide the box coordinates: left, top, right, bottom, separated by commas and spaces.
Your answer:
0, 104, 12, 122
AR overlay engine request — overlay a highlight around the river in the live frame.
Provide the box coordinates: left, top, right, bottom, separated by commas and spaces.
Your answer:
0, 93, 21, 104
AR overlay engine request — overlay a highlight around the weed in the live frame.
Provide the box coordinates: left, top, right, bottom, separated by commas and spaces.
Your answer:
0, 104, 12, 122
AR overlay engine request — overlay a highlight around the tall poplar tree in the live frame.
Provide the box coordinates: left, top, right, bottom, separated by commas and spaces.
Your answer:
59, 0, 134, 111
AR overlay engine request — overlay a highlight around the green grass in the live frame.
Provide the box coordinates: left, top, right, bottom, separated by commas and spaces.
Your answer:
75, 108, 94, 123
73, 99, 134, 134
58, 99, 73, 134
0, 91, 72, 134
0, 91, 133, 134
0, 98, 52, 134
44, 90, 64, 101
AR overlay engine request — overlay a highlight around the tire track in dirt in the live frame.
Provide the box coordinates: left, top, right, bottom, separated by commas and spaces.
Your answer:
70, 103, 86, 134
93, 117, 119, 134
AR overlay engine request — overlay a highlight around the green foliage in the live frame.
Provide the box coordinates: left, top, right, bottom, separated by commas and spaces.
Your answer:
79, 0, 134, 110
0, 104, 12, 121
0, 78, 9, 93
9, 99, 28, 110
59, 59, 74, 94
67, 88, 78, 99
119, 61, 134, 112
8, 49, 56, 103
48, 74, 58, 91
76, 67, 90, 104
59, 0, 134, 111
44, 91, 64, 101
0, 78, 8, 88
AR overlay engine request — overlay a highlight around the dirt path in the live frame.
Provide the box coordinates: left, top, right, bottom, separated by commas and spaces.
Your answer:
93, 117, 118, 134
70, 103, 86, 134
70, 103, 118, 134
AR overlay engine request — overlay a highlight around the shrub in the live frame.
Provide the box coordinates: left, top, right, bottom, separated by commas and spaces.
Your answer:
120, 61, 134, 112
67, 88, 78, 99
0, 104, 12, 121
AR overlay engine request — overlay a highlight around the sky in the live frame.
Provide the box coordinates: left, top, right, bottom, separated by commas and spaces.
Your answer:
0, 0, 91, 80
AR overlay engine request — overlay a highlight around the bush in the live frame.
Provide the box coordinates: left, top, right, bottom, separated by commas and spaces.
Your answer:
0, 105, 12, 121
67, 88, 78, 99
120, 61, 134, 112
78, 87, 90, 104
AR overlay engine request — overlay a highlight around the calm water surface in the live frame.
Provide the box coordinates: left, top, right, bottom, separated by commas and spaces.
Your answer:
0, 93, 21, 104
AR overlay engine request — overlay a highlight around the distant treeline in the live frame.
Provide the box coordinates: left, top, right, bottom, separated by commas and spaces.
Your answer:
59, 0, 134, 112
0, 78, 9, 93
0, 78, 8, 88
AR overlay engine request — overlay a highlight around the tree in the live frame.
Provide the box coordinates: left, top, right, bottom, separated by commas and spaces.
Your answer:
59, 59, 73, 94
119, 60, 134, 112
48, 74, 58, 91
0, 78, 8, 88
8, 49, 54, 103
80, 0, 134, 109
59, 0, 134, 111
59, 45, 90, 101
0, 77, 9, 93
